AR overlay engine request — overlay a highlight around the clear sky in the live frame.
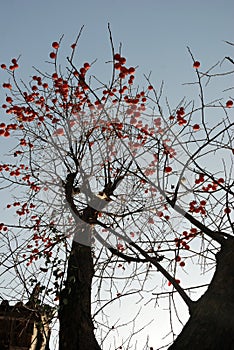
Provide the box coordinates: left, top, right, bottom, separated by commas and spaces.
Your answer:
0, 1, 233, 349
0, 0, 233, 98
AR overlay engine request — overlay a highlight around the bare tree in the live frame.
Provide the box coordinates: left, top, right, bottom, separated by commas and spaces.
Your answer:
0, 29, 233, 349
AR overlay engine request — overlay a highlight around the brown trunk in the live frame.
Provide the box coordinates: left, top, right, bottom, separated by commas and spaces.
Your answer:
58, 228, 101, 350
169, 238, 234, 350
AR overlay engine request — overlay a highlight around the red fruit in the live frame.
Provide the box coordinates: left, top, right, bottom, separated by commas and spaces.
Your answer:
3, 83, 12, 89
164, 166, 172, 173
148, 85, 153, 90
193, 124, 200, 131
119, 72, 125, 79
175, 256, 181, 262
193, 61, 200, 69
52, 41, 59, 49
6, 96, 13, 103
114, 62, 121, 70
224, 207, 231, 214
9, 65, 18, 71
120, 57, 126, 64
80, 67, 86, 75
1, 64, 6, 69
83, 62, 90, 70
49, 52, 56, 59
226, 100, 233, 108
128, 67, 135, 74
52, 73, 58, 80
180, 261, 185, 267
114, 53, 121, 61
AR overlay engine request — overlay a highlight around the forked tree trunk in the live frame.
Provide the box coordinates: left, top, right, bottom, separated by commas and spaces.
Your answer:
58, 237, 101, 350
169, 238, 234, 350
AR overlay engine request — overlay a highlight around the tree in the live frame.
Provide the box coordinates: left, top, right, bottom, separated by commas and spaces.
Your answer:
0, 29, 233, 349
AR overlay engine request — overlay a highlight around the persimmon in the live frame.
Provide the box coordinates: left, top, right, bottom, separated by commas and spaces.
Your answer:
193, 124, 200, 131
9, 64, 18, 71
226, 100, 233, 108
83, 62, 90, 70
119, 72, 125, 79
193, 61, 200, 69
164, 166, 172, 173
3, 83, 12, 89
114, 53, 121, 61
52, 73, 58, 80
52, 41, 59, 49
6, 96, 13, 103
120, 57, 126, 64
49, 52, 56, 59
128, 67, 135, 74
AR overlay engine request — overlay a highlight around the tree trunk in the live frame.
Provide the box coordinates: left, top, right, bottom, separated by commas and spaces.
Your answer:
169, 238, 234, 350
58, 229, 101, 350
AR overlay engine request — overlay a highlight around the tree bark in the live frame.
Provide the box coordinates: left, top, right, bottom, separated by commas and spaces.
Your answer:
58, 231, 101, 350
169, 238, 234, 350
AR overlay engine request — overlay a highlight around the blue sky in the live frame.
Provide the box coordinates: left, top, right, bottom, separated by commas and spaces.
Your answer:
0, 1, 233, 349
0, 0, 233, 96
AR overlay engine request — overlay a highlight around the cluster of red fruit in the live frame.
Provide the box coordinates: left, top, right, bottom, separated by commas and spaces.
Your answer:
174, 227, 198, 251
1, 58, 19, 71
189, 200, 207, 215
49, 41, 60, 59
202, 178, 224, 192
114, 53, 135, 82
0, 223, 8, 232
169, 107, 187, 126
175, 255, 185, 267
